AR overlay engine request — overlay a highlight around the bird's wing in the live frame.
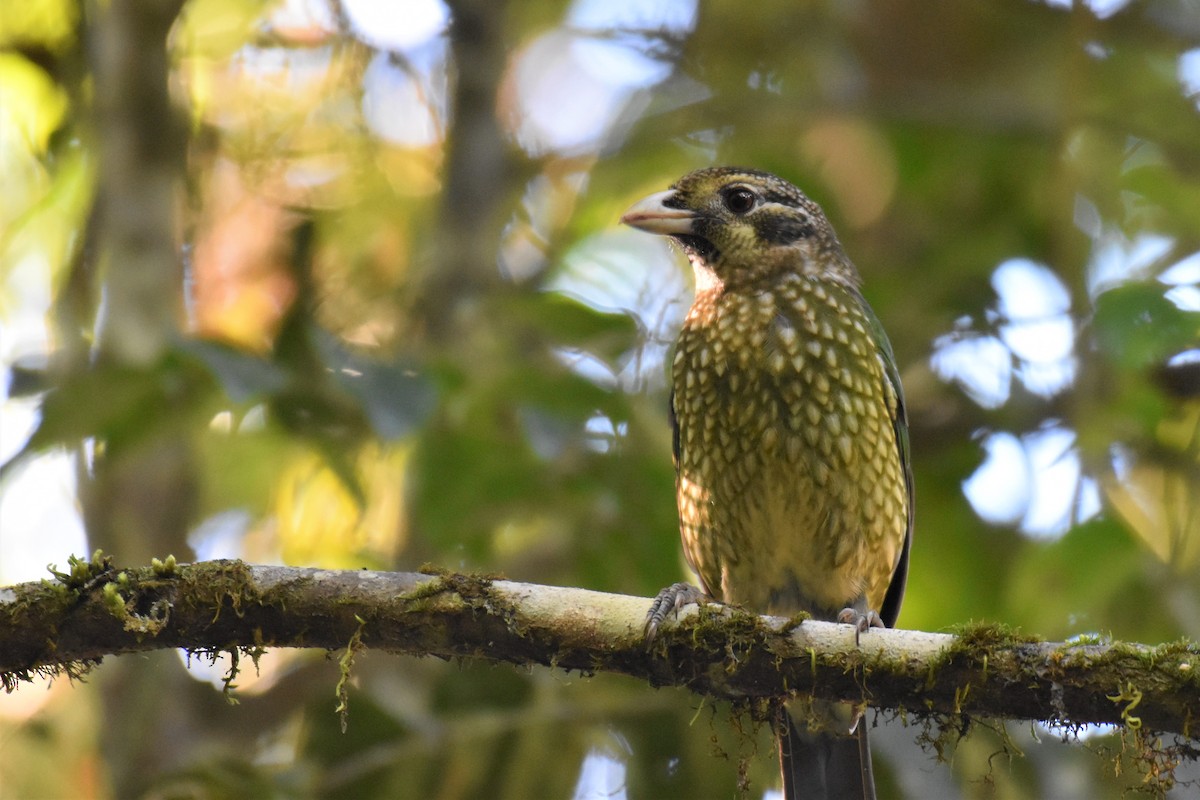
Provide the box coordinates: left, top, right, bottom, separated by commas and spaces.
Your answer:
855, 287, 913, 630
668, 388, 680, 469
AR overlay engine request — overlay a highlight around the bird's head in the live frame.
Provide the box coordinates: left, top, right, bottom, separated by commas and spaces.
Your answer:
621, 167, 858, 290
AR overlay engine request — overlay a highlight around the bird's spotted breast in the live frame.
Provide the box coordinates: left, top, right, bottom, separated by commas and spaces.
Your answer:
673, 273, 907, 615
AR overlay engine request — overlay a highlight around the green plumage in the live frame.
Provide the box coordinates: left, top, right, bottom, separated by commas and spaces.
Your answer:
623, 167, 912, 800
673, 270, 908, 619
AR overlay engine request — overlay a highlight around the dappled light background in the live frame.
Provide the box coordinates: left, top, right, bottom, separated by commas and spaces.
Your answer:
2, 0, 1199, 798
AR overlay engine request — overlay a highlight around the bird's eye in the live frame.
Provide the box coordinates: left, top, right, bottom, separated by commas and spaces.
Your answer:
722, 187, 757, 215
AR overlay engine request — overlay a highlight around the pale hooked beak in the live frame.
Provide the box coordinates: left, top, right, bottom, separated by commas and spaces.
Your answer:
620, 190, 695, 236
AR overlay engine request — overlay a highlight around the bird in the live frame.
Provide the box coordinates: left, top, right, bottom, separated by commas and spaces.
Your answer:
621, 167, 913, 800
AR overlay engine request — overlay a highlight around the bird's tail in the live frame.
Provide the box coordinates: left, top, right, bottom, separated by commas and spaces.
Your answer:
777, 703, 875, 800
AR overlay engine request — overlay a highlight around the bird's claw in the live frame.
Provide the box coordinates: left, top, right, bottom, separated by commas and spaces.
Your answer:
645, 582, 707, 644
837, 607, 884, 646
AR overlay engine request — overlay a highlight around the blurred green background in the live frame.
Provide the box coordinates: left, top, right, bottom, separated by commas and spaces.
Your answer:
2, 0, 1199, 797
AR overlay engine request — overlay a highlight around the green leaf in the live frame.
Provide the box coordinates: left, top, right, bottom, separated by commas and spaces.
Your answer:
0, 355, 212, 482
513, 291, 639, 364
1093, 283, 1200, 370
177, 338, 287, 404
313, 331, 436, 441
1004, 517, 1163, 641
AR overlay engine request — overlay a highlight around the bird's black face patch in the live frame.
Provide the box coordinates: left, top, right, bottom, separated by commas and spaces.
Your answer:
668, 215, 725, 263
674, 233, 721, 263
755, 213, 815, 245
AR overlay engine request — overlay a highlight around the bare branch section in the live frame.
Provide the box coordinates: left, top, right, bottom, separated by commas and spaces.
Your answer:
1, 560, 1197, 738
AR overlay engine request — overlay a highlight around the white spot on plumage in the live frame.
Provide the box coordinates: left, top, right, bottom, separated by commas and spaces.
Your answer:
778, 322, 797, 348
835, 529, 857, 565
805, 403, 821, 426
827, 413, 841, 436
819, 434, 833, 458
804, 425, 819, 447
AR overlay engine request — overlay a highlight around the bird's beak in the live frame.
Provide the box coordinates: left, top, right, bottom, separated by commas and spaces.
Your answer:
620, 190, 695, 235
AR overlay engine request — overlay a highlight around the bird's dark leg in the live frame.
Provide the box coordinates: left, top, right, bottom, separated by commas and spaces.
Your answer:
644, 582, 707, 642
836, 607, 885, 646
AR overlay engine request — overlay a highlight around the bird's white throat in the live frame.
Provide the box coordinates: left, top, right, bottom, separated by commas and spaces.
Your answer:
691, 258, 725, 294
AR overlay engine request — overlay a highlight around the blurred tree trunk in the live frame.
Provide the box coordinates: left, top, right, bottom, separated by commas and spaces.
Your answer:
409, 0, 516, 344
84, 0, 194, 566
82, 2, 196, 796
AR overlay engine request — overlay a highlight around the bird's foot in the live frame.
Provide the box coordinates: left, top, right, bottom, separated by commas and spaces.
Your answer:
645, 582, 707, 643
837, 607, 884, 646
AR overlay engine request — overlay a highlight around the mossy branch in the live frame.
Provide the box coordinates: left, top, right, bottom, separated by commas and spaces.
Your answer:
1, 558, 1197, 740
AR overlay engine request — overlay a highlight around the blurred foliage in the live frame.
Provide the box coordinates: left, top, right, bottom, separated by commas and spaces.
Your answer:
2, 0, 1200, 798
